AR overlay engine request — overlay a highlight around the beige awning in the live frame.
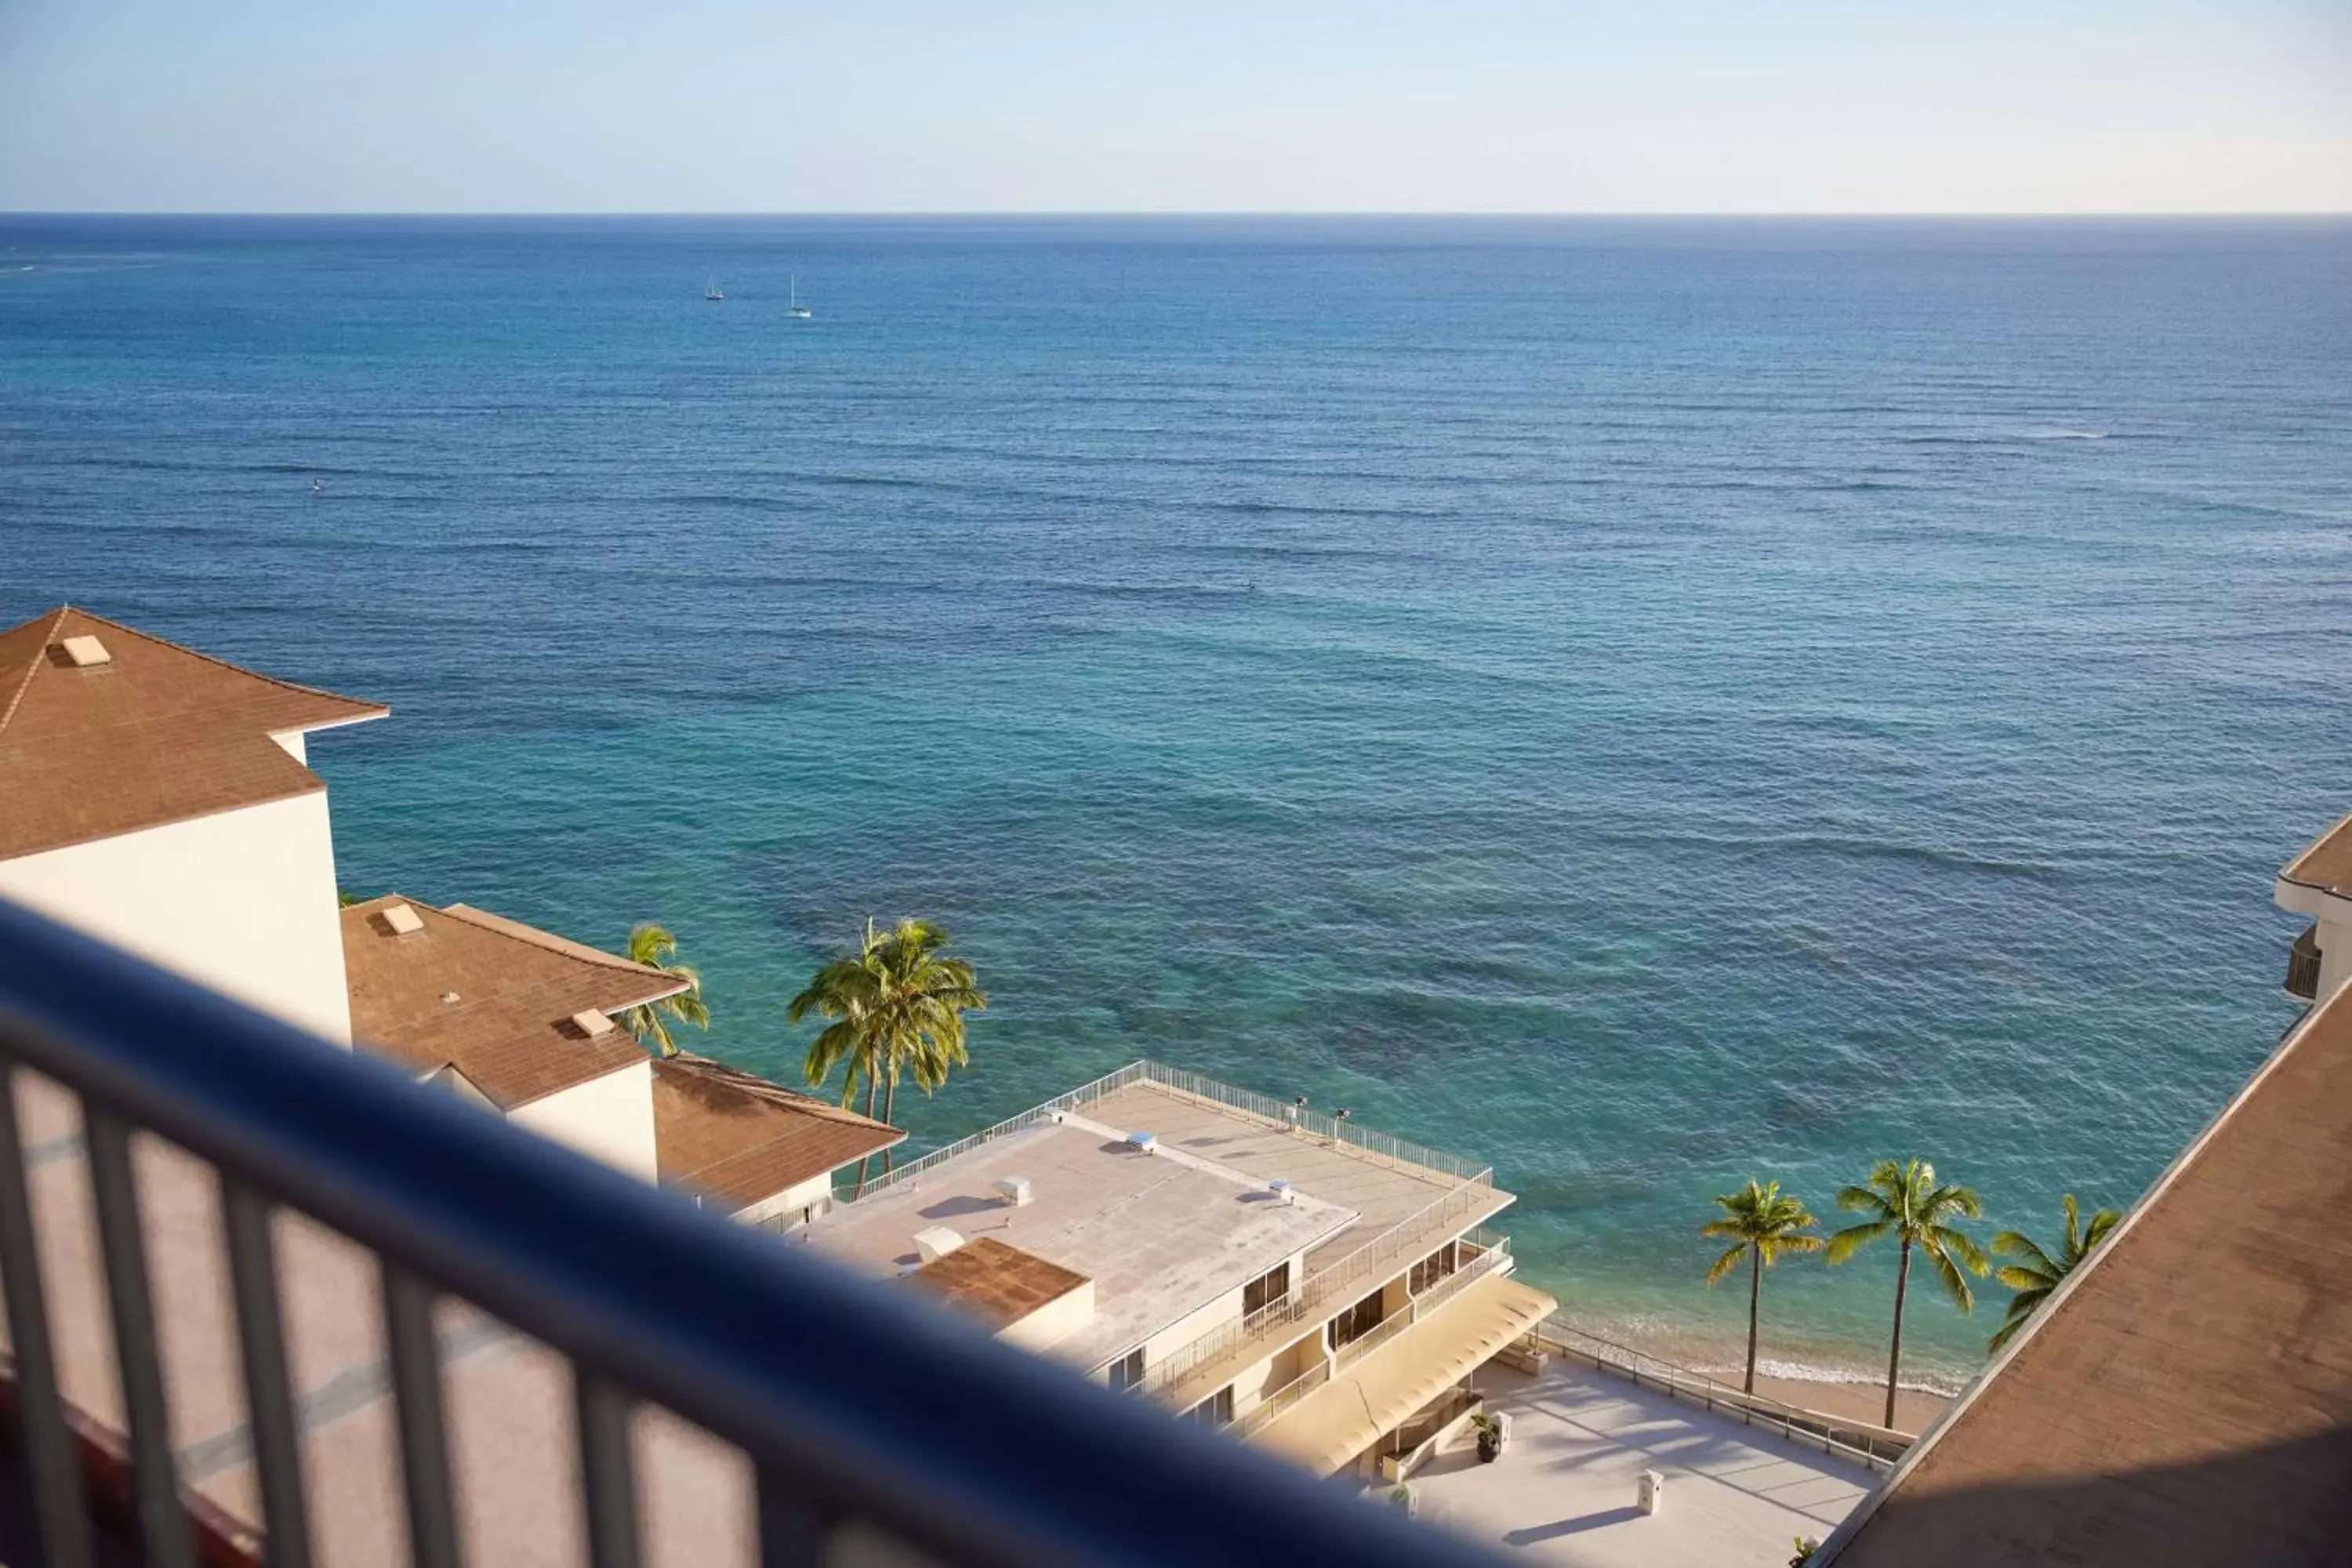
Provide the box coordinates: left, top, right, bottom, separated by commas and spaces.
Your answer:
1250, 1271, 1557, 1475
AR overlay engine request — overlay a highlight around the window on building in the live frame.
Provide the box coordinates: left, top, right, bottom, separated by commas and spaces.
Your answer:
1182, 1385, 1235, 1429
1107, 1347, 1145, 1392
1327, 1287, 1388, 1351
1409, 1242, 1458, 1296
1243, 1261, 1290, 1316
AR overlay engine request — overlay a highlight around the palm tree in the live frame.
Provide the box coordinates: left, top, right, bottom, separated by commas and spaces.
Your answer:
1988, 1194, 2121, 1352
1702, 1179, 1824, 1395
619, 923, 710, 1058
790, 918, 986, 1196
1826, 1158, 1988, 1429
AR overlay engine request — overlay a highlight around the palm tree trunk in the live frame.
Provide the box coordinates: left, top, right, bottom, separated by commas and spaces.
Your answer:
1745, 1243, 1762, 1395
1885, 1238, 1911, 1431
880, 1074, 899, 1177
851, 1071, 881, 1199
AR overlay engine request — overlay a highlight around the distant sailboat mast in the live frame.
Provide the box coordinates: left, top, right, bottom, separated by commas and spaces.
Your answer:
787, 274, 812, 319
705, 275, 724, 302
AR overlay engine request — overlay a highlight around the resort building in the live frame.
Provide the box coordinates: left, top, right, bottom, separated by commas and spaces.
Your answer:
797, 1062, 1557, 1478
0, 606, 385, 1044
1813, 813, 2352, 1567
2277, 810, 2352, 1007
0, 604, 898, 1210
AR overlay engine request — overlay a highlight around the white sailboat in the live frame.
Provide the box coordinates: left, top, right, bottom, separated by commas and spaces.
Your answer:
705, 275, 725, 302
786, 274, 812, 319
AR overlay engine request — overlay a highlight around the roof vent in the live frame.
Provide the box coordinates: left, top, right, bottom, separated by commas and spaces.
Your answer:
570, 1010, 615, 1038
58, 635, 111, 668
995, 1176, 1033, 1208
381, 903, 425, 936
1269, 1178, 1295, 1205
913, 1225, 965, 1264
1127, 1131, 1158, 1156
439, 991, 461, 1005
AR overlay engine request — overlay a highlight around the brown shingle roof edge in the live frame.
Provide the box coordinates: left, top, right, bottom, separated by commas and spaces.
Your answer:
651, 1053, 903, 1210
1813, 982, 2352, 1566
2279, 810, 2352, 902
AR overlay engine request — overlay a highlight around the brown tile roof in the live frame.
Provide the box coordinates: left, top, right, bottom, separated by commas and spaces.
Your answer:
0, 606, 387, 860
650, 1053, 903, 1212
906, 1237, 1091, 1331
2281, 811, 2352, 902
1820, 982, 2352, 1568
343, 897, 683, 1109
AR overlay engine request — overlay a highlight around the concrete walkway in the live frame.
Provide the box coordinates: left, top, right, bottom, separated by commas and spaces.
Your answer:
1410, 1363, 1875, 1567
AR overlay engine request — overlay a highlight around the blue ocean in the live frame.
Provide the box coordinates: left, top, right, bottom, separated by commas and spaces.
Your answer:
4, 216, 2347, 1385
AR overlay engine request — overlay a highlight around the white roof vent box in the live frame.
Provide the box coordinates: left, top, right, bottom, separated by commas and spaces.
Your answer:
1127, 1131, 1158, 1156
57, 635, 112, 668
913, 1226, 965, 1264
995, 1176, 1033, 1208
379, 902, 426, 936
1269, 1178, 1295, 1206
569, 1009, 615, 1038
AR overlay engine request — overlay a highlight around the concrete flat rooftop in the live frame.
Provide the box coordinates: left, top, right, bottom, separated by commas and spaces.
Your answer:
799, 1112, 1358, 1370
1412, 1361, 1874, 1567
1086, 1080, 1513, 1273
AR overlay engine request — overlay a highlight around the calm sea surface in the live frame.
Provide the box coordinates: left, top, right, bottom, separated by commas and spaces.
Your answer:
4, 216, 2347, 1384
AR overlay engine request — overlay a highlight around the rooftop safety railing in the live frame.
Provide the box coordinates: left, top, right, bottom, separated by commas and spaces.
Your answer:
849, 1059, 1492, 1203
0, 897, 1497, 1568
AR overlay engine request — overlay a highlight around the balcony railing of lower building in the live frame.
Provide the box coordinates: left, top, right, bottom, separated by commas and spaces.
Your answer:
2286, 925, 2321, 1003
0, 897, 1497, 1568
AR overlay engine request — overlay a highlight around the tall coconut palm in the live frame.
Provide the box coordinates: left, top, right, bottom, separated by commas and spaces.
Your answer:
1826, 1158, 1988, 1429
1988, 1194, 2121, 1352
789, 918, 986, 1197
619, 923, 710, 1058
1702, 1179, 1824, 1395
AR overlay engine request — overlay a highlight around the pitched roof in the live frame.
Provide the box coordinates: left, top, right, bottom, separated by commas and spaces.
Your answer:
1819, 982, 2352, 1568
2280, 811, 2352, 903
0, 606, 387, 860
343, 897, 682, 1109
650, 1053, 904, 1212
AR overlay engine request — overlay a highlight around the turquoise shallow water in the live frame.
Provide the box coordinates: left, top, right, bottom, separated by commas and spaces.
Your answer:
4, 216, 2348, 1385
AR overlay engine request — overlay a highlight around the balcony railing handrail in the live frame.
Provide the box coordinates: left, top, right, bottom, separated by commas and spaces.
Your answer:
1141, 1181, 1500, 1396
0, 897, 1493, 1568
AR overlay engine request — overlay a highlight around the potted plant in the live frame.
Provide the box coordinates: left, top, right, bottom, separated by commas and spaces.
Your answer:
1472, 1412, 1503, 1463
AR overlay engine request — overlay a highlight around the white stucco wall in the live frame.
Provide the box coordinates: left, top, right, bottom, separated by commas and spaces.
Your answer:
0, 793, 354, 1044
733, 1171, 839, 1227
1002, 1279, 1098, 1353
509, 1060, 658, 1181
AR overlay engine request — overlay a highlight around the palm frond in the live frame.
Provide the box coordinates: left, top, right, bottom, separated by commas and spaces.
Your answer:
1824, 1218, 1892, 1264
1989, 1229, 2060, 1276
1705, 1243, 1748, 1287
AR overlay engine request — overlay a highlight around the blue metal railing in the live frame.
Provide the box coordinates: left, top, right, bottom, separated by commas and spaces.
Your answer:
0, 897, 1494, 1568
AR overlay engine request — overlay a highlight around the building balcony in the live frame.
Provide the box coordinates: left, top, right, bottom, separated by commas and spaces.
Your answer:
2287, 924, 2321, 1003
0, 897, 1488, 1568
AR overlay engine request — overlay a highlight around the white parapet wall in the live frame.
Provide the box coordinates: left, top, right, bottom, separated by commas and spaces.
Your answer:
510, 1059, 659, 1181
0, 793, 356, 1044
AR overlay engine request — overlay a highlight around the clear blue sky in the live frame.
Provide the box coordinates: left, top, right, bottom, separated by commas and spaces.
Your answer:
3, 0, 2347, 213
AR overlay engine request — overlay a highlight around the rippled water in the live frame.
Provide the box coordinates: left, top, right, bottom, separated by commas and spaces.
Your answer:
5, 216, 2347, 1381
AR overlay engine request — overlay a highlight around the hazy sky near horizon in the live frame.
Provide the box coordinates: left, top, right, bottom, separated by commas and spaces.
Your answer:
3, 0, 2348, 214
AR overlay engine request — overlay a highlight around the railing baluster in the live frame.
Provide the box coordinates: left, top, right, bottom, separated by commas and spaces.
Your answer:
85, 1105, 197, 1568
0, 1062, 94, 1568
754, 1464, 831, 1568
223, 1180, 312, 1568
573, 1370, 641, 1568
382, 1266, 463, 1568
